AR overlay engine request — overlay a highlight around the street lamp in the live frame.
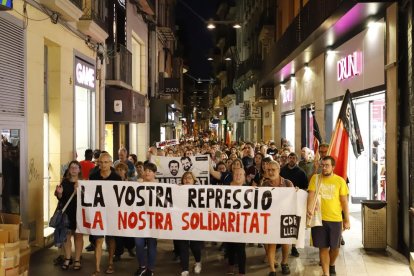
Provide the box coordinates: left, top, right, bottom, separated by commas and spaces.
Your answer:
206, 20, 242, 30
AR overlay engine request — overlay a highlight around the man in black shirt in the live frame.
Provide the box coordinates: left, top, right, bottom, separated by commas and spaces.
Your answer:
280, 152, 308, 258
280, 152, 309, 190
89, 152, 122, 275
267, 142, 278, 156
241, 142, 255, 170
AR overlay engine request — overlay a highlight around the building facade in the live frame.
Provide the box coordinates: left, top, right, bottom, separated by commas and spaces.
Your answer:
1, 0, 107, 246
104, 0, 151, 161
216, 0, 407, 256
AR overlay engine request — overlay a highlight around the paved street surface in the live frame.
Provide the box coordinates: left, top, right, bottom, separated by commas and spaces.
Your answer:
30, 213, 411, 275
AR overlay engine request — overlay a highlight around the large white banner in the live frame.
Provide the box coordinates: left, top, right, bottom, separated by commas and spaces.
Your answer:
150, 155, 210, 185
76, 181, 308, 247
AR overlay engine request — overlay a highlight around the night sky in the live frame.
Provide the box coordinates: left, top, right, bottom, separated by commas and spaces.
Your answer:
176, 0, 221, 79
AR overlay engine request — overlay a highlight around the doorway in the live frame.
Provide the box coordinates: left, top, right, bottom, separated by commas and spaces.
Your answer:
330, 92, 386, 210
1, 125, 25, 215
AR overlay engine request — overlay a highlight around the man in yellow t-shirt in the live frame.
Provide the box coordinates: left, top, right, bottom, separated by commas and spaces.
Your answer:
307, 156, 350, 276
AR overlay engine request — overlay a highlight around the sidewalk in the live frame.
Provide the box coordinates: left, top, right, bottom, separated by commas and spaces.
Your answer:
30, 212, 411, 275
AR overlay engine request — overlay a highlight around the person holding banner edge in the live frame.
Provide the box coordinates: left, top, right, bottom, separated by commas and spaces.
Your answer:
226, 168, 248, 276
177, 171, 202, 276
134, 162, 159, 276
113, 162, 136, 262
262, 160, 294, 275
54, 160, 83, 271
89, 152, 122, 276
307, 156, 350, 276
280, 152, 308, 258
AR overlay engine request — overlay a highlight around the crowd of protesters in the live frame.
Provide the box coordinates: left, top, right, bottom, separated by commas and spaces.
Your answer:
54, 138, 349, 276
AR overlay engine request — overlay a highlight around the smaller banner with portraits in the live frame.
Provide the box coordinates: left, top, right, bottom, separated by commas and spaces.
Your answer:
150, 155, 210, 185
76, 181, 308, 247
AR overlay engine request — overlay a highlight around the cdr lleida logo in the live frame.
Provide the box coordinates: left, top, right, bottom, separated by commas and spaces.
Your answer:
280, 215, 300, 238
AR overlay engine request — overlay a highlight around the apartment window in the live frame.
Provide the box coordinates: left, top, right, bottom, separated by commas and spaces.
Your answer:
132, 36, 142, 91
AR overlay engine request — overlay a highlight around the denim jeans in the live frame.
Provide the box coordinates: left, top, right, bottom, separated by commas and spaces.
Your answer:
135, 237, 157, 270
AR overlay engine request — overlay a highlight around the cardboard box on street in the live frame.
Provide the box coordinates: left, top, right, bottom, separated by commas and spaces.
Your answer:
0, 227, 18, 244
0, 242, 19, 259
0, 265, 19, 276
18, 248, 29, 274
0, 213, 20, 244
0, 255, 19, 269
0, 214, 19, 226
0, 232, 8, 244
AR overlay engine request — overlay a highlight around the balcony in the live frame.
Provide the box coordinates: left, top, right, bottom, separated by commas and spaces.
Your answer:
106, 44, 132, 88
157, 1, 175, 42
78, 0, 108, 43
38, 0, 83, 22
133, 0, 155, 16
235, 55, 262, 81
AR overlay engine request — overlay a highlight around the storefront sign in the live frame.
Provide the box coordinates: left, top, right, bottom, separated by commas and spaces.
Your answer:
337, 51, 362, 81
282, 89, 293, 104
0, 0, 12, 10
162, 78, 180, 94
325, 19, 384, 100
75, 58, 95, 89
280, 82, 295, 113
77, 181, 307, 246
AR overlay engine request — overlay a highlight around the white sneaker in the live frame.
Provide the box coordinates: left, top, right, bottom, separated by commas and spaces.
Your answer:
181, 271, 189, 276
194, 262, 202, 274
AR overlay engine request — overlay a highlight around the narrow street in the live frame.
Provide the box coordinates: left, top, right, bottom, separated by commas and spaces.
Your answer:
30, 213, 410, 275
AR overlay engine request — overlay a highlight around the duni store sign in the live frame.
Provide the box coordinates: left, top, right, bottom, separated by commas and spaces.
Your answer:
75, 58, 95, 90
337, 51, 362, 81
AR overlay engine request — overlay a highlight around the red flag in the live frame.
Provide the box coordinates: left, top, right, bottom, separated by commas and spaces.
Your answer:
328, 90, 364, 180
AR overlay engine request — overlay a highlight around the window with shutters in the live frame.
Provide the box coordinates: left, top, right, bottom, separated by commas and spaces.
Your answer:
0, 16, 25, 120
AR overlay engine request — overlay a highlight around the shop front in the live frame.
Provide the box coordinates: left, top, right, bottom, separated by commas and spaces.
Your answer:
280, 81, 295, 150
325, 19, 386, 206
149, 99, 181, 146
74, 57, 96, 160
0, 12, 26, 218
265, 2, 398, 252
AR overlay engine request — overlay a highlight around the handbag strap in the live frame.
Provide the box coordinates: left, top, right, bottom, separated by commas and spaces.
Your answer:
310, 174, 322, 213
61, 190, 76, 213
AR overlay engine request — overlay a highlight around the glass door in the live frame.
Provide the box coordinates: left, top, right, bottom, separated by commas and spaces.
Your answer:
0, 127, 22, 214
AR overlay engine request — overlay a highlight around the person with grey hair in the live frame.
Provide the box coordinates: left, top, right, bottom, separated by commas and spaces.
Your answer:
262, 160, 294, 275
114, 147, 137, 181
299, 147, 315, 180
